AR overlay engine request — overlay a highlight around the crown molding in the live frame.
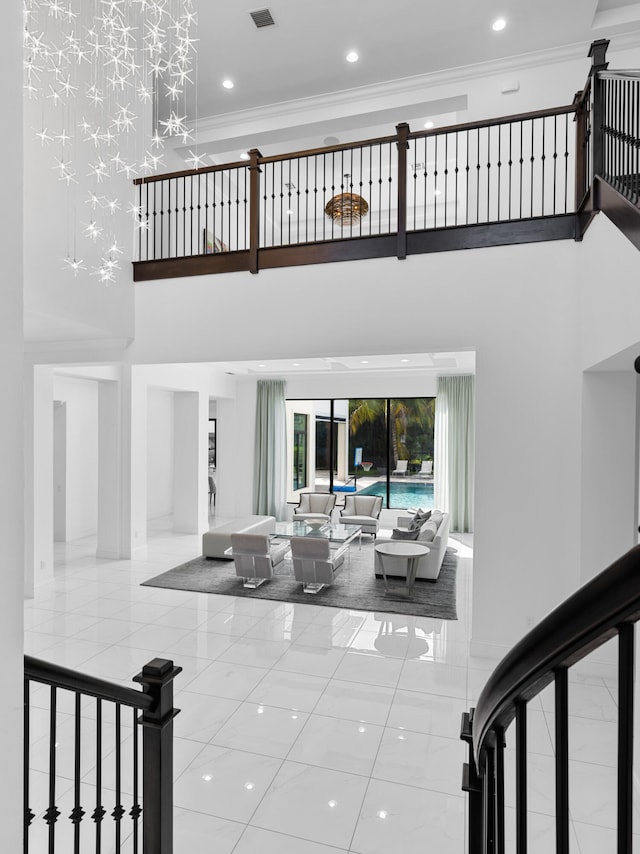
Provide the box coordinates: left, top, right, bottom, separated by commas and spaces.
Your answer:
190, 31, 640, 137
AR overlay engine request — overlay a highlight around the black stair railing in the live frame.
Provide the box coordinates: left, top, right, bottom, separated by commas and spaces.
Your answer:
24, 655, 181, 854
460, 544, 640, 854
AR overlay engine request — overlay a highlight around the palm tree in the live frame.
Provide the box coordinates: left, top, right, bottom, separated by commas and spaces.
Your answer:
348, 397, 435, 470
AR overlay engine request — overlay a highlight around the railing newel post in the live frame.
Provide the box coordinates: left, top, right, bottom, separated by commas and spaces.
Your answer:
248, 148, 262, 274
134, 658, 182, 854
395, 122, 410, 260
589, 38, 610, 191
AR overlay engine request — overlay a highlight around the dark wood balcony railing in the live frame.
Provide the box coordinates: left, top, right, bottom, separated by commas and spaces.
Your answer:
461, 543, 640, 854
24, 655, 181, 854
132, 38, 640, 280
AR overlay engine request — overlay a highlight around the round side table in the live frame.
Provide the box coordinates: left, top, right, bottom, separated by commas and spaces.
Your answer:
375, 541, 430, 598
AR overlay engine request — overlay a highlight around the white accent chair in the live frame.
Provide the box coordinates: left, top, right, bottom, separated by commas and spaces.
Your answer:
230, 532, 289, 588
292, 492, 336, 524
339, 494, 383, 537
290, 536, 348, 593
416, 460, 433, 477
392, 460, 409, 476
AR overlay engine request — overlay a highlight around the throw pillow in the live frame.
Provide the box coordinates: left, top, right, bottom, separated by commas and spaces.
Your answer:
417, 520, 438, 542
391, 527, 421, 541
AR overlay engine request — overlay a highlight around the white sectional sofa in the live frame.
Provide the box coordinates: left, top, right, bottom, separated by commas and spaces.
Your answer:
202, 515, 276, 559
374, 510, 450, 581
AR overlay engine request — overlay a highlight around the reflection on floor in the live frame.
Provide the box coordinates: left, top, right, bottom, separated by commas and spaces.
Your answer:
24, 519, 630, 853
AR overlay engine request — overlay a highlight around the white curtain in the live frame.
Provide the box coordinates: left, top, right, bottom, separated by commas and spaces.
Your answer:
434, 375, 474, 532
253, 379, 287, 519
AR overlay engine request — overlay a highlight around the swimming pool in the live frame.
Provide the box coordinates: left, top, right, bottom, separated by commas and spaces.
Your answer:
356, 480, 434, 510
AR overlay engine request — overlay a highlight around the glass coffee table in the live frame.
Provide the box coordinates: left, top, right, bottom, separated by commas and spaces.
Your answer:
273, 521, 362, 547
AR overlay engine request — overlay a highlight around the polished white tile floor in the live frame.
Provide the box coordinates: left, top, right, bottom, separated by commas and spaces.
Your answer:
24, 519, 635, 853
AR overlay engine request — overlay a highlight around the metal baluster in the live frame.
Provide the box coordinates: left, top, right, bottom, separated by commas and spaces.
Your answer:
423, 135, 428, 229
113, 704, 124, 851
24, 679, 35, 854
555, 667, 569, 854
486, 125, 491, 222
515, 701, 527, 854
618, 623, 634, 854
434, 133, 439, 225
476, 128, 480, 224
159, 181, 163, 259
495, 726, 505, 854
454, 131, 459, 226
93, 698, 104, 854
497, 125, 501, 221
466, 129, 470, 225
71, 692, 84, 854
45, 686, 59, 854
130, 709, 141, 854
508, 122, 513, 220
564, 113, 570, 213
387, 142, 392, 233
541, 117, 546, 216
530, 119, 535, 218
518, 121, 523, 218
552, 115, 557, 214
137, 183, 142, 261
444, 132, 449, 227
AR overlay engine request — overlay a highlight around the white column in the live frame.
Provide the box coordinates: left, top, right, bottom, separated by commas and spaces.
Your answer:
173, 390, 208, 533
580, 370, 638, 582
97, 379, 122, 558
24, 364, 55, 595
120, 363, 148, 557
2, 0, 25, 845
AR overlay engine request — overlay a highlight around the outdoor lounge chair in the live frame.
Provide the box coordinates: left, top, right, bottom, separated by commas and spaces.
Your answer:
391, 460, 409, 476
416, 460, 433, 477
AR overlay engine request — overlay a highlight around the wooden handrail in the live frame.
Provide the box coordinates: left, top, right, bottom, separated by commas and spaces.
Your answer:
133, 103, 577, 186
471, 545, 640, 766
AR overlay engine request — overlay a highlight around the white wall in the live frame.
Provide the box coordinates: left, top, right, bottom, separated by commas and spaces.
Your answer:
3, 0, 24, 844
53, 376, 99, 541
147, 389, 174, 519
131, 238, 589, 653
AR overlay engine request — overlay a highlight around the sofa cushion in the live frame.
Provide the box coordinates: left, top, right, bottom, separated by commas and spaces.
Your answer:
430, 510, 443, 526
417, 520, 439, 542
391, 526, 421, 541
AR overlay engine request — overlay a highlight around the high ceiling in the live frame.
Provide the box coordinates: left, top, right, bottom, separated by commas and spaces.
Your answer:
167, 0, 640, 166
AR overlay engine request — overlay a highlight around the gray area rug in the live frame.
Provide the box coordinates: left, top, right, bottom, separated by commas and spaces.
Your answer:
141, 542, 458, 620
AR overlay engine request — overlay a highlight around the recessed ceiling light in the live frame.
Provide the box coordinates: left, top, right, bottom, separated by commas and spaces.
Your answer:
239, 152, 250, 161
492, 18, 506, 31
222, 78, 234, 89
346, 51, 359, 63
424, 120, 435, 129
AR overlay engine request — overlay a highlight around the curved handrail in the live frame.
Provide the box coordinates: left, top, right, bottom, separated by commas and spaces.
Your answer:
25, 654, 154, 711
599, 70, 640, 81
472, 545, 640, 765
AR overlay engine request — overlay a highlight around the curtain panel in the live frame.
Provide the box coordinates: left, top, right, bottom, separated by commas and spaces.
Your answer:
253, 379, 287, 519
435, 375, 474, 533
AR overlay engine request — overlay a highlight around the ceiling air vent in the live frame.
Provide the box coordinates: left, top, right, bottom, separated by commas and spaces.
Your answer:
249, 8, 276, 28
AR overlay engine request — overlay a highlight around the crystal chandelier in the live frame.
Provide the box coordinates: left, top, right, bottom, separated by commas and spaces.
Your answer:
23, 0, 199, 283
